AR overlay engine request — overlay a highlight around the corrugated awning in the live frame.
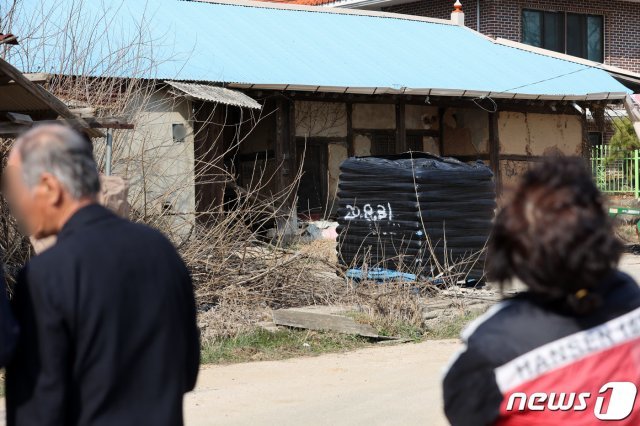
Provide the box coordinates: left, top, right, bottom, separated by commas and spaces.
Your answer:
165, 81, 261, 109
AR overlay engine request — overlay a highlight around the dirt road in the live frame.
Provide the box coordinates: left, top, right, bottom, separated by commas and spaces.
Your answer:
0, 340, 460, 426
184, 340, 461, 426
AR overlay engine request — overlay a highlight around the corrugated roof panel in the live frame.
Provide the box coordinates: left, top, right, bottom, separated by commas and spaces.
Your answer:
10, 0, 630, 99
166, 81, 261, 109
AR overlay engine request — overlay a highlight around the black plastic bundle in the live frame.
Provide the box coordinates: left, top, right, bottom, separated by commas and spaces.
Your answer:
336, 153, 496, 280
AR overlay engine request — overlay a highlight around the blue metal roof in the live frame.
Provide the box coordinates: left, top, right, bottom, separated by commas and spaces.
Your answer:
10, 0, 630, 99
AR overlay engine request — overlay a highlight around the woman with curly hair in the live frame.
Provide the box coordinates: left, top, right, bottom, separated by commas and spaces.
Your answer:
443, 156, 640, 425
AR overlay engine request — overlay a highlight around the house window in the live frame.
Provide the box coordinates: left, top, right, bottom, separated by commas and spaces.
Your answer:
567, 13, 604, 63
522, 9, 604, 63
407, 134, 424, 152
370, 133, 396, 155
172, 123, 187, 143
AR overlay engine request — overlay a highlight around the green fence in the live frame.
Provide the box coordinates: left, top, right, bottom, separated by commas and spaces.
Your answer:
591, 145, 640, 197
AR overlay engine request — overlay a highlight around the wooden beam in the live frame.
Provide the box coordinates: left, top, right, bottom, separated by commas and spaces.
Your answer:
499, 154, 553, 162
406, 129, 439, 137
244, 90, 593, 114
581, 111, 591, 161
85, 117, 134, 130
488, 112, 501, 194
237, 150, 275, 162
295, 136, 344, 144
6, 112, 32, 125
395, 102, 406, 153
0, 58, 102, 137
0, 59, 89, 124
346, 102, 354, 157
69, 107, 96, 118
452, 154, 490, 162
272, 308, 380, 338
23, 73, 50, 84
0, 122, 31, 136
0, 34, 18, 46
275, 97, 287, 192
438, 107, 445, 156
352, 128, 395, 135
452, 153, 551, 163
12, 117, 134, 130
288, 99, 297, 186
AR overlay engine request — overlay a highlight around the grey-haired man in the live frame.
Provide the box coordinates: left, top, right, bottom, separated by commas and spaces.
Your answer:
3, 124, 200, 426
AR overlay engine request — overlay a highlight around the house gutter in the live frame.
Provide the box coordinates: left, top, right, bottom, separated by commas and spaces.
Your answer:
227, 82, 627, 102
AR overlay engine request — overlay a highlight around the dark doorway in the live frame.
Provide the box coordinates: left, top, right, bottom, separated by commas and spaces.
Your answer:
296, 139, 328, 219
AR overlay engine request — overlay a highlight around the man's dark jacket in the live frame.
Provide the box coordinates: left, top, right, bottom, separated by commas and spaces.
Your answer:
0, 270, 18, 366
6, 205, 200, 426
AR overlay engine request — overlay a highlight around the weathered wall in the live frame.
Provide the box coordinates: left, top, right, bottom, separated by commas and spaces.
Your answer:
231, 97, 589, 218
498, 111, 583, 156
236, 104, 279, 196
406, 105, 439, 130
422, 136, 440, 155
295, 101, 347, 138
124, 87, 195, 237
352, 104, 395, 129
293, 101, 348, 211
239, 108, 275, 154
327, 142, 348, 204
442, 108, 489, 156
353, 134, 371, 156
500, 159, 531, 189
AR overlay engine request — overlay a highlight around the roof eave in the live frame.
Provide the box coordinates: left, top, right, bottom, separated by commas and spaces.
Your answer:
226, 83, 627, 102
323, 0, 419, 10
494, 38, 640, 83
191, 0, 455, 25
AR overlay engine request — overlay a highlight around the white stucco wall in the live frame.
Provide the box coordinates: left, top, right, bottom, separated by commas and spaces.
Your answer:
117, 87, 196, 238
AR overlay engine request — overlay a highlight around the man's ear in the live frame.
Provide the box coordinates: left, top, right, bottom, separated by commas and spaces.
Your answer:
37, 173, 64, 206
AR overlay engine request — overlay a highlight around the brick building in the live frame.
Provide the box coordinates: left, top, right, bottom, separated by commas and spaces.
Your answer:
323, 0, 640, 75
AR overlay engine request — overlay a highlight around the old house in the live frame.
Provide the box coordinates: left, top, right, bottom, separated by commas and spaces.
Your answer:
257, 0, 640, 145
9, 0, 636, 228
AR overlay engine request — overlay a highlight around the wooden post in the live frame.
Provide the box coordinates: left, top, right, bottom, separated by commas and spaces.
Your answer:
488, 112, 501, 194
275, 97, 287, 193
287, 99, 299, 222
581, 110, 591, 168
346, 102, 354, 157
438, 107, 445, 156
396, 102, 407, 153
275, 96, 297, 238
288, 100, 297, 182
193, 102, 225, 224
